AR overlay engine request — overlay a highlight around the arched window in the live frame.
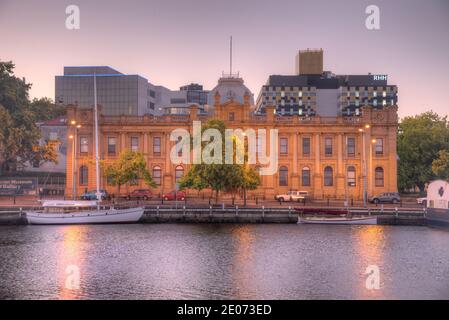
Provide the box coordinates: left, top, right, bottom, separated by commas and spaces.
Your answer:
175, 165, 184, 183
279, 166, 288, 186
79, 165, 88, 186
324, 166, 333, 186
153, 166, 162, 185
375, 167, 384, 187
302, 167, 311, 186
347, 166, 356, 187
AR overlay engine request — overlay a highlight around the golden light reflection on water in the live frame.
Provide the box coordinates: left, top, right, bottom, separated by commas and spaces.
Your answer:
57, 226, 87, 300
352, 225, 386, 299
231, 225, 256, 299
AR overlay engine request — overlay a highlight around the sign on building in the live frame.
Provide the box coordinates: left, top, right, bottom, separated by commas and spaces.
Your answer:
0, 178, 38, 196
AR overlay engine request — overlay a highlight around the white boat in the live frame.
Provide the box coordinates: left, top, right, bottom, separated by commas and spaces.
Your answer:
298, 215, 377, 225
26, 200, 144, 225
26, 74, 145, 225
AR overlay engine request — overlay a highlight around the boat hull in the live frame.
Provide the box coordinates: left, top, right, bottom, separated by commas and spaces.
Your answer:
25, 207, 144, 225
298, 216, 377, 225
426, 208, 449, 227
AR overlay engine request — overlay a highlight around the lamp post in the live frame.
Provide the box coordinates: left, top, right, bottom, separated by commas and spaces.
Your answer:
359, 124, 371, 207
69, 120, 81, 199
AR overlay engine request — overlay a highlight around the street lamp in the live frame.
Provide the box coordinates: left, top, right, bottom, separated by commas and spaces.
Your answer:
359, 124, 372, 207
69, 120, 81, 199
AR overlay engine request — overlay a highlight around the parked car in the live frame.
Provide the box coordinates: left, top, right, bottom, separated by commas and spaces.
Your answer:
417, 197, 427, 206
80, 189, 110, 200
275, 190, 310, 202
162, 191, 186, 201
369, 192, 401, 204
122, 189, 152, 200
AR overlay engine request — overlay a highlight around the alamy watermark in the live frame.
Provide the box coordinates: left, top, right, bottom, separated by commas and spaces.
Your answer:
65, 5, 80, 30
365, 5, 380, 30
365, 265, 380, 290
169, 121, 279, 175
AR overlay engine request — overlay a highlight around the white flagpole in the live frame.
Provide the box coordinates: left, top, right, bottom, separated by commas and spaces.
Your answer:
93, 73, 101, 206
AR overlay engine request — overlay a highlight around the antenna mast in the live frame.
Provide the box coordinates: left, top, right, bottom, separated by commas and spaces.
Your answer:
230, 36, 232, 76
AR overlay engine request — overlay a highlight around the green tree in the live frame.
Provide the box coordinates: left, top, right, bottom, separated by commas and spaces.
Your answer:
0, 61, 58, 173
432, 150, 449, 181
102, 150, 156, 194
30, 97, 66, 121
397, 111, 449, 192
178, 119, 261, 204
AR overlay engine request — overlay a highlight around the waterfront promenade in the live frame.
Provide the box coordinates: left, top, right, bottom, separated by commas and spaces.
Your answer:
0, 196, 426, 226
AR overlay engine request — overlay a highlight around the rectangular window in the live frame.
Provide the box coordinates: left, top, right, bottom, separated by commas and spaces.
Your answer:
228, 112, 235, 121
108, 137, 117, 155
302, 137, 310, 156
347, 137, 356, 156
325, 137, 333, 156
280, 138, 288, 155
375, 138, 384, 155
131, 137, 139, 152
153, 137, 161, 155
80, 137, 88, 154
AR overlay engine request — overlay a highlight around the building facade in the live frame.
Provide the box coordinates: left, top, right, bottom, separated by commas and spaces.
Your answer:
64, 50, 398, 200
65, 79, 398, 200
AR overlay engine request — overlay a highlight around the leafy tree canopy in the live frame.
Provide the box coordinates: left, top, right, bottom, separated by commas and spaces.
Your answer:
178, 119, 261, 202
102, 150, 156, 193
398, 111, 449, 192
432, 150, 449, 181
0, 61, 62, 173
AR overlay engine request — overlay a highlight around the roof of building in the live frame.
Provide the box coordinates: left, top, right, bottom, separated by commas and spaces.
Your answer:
265, 73, 391, 89
40, 116, 67, 127
207, 75, 254, 105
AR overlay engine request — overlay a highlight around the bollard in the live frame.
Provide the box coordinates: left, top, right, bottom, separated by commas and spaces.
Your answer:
209, 206, 212, 216
395, 207, 399, 217
236, 205, 239, 216
288, 206, 292, 216
157, 205, 160, 216
381, 204, 384, 214
222, 203, 225, 210
262, 205, 265, 218
183, 206, 186, 216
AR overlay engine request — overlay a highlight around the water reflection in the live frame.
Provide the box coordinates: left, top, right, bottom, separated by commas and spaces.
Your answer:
352, 225, 385, 299
231, 225, 256, 299
0, 224, 448, 299
56, 226, 87, 299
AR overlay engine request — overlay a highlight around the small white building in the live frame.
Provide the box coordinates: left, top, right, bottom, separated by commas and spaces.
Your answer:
427, 180, 449, 210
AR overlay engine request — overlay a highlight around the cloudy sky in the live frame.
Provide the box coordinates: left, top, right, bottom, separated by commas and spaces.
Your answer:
1, 0, 448, 118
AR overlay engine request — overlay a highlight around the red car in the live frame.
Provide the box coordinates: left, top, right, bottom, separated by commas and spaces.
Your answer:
162, 191, 186, 201
123, 189, 152, 200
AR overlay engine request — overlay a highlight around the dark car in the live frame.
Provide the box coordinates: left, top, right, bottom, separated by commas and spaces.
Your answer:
369, 192, 401, 204
162, 191, 186, 201
80, 189, 110, 200
123, 189, 152, 200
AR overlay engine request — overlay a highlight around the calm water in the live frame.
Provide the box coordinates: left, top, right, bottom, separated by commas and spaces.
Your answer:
0, 224, 448, 300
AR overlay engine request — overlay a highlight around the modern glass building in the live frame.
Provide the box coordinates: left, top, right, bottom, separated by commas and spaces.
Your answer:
55, 66, 154, 116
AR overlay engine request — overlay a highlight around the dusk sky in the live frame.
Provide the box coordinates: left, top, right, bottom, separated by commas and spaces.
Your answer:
1, 0, 448, 118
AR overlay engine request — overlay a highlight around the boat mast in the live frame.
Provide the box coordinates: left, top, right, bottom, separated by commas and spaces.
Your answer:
93, 73, 101, 206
